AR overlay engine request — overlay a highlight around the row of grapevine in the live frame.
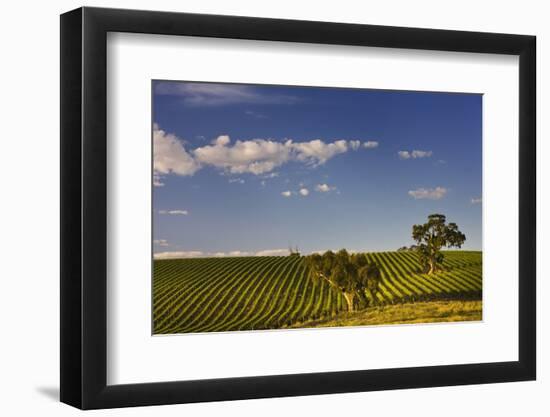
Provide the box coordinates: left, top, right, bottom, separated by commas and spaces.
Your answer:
153, 251, 482, 334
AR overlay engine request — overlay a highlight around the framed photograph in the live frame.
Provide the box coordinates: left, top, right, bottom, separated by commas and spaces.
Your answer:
60, 7, 536, 409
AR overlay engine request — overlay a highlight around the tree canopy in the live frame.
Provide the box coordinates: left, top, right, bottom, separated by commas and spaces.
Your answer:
412, 214, 466, 274
304, 249, 381, 312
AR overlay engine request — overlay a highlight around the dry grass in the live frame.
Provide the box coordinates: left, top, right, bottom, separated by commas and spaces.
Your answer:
286, 300, 482, 329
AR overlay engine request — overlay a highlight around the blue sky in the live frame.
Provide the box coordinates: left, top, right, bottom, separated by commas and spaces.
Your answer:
152, 81, 482, 258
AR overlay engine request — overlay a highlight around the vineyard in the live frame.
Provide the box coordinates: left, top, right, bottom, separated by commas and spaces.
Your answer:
153, 251, 482, 334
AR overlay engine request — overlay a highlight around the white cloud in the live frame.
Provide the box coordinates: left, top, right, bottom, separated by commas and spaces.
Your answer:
153, 174, 165, 187
398, 149, 433, 160
158, 209, 188, 215
153, 239, 169, 247
169, 210, 188, 215
299, 188, 309, 196
363, 141, 379, 149
194, 137, 292, 175
213, 250, 284, 257
212, 250, 253, 257
154, 248, 290, 259
193, 136, 360, 175
154, 251, 204, 259
292, 139, 348, 165
245, 110, 267, 119
228, 178, 245, 184
154, 82, 299, 107
255, 249, 289, 256
212, 135, 231, 146
155, 125, 375, 179
411, 150, 433, 158
281, 190, 293, 197
408, 187, 447, 200
315, 183, 336, 193
153, 125, 200, 176
471, 197, 482, 204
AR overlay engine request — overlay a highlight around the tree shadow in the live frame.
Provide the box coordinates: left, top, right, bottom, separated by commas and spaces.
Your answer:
36, 386, 59, 401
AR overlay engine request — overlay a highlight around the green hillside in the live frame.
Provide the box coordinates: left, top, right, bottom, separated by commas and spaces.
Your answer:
153, 251, 482, 334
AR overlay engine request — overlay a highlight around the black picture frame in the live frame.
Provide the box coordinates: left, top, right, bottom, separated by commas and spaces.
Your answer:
60, 6, 536, 410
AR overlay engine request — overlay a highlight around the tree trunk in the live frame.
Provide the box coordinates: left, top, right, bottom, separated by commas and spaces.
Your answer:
428, 257, 437, 274
427, 243, 442, 274
343, 292, 355, 312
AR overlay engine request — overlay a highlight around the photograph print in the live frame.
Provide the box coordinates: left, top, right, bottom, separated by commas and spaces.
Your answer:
152, 80, 482, 335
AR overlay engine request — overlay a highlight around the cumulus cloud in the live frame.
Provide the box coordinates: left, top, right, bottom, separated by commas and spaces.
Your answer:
408, 187, 447, 200
283, 182, 345, 197
412, 150, 433, 158
363, 141, 379, 149
212, 250, 252, 257
154, 82, 299, 107
292, 139, 348, 165
154, 124, 373, 180
154, 248, 290, 259
154, 251, 204, 259
255, 249, 289, 256
471, 197, 482, 204
315, 183, 336, 193
193, 136, 363, 175
228, 178, 245, 184
153, 174, 165, 187
194, 137, 292, 175
245, 110, 267, 119
154, 125, 200, 177
398, 150, 433, 160
158, 209, 188, 215
212, 135, 231, 146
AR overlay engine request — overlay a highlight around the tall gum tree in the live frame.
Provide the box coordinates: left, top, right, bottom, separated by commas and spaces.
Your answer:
412, 214, 466, 274
304, 249, 381, 312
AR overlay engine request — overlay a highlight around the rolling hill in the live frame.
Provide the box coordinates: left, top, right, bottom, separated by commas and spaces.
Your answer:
153, 251, 482, 334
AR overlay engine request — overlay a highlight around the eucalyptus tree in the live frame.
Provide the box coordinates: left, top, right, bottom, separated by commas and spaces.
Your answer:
412, 214, 466, 274
304, 249, 381, 312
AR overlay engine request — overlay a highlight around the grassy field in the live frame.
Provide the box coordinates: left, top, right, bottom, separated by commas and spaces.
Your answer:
153, 251, 482, 334
286, 300, 482, 329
